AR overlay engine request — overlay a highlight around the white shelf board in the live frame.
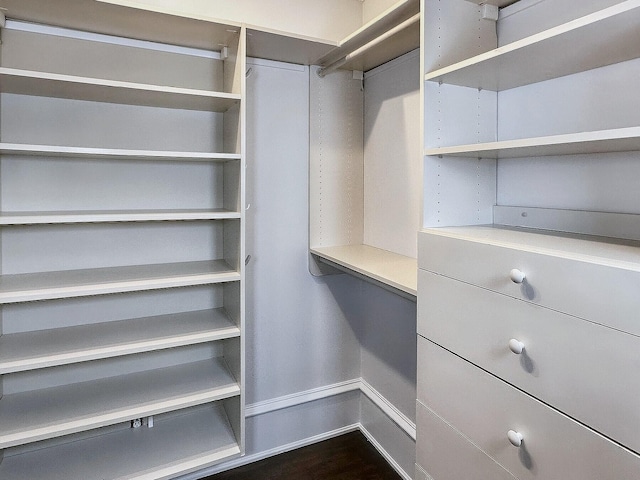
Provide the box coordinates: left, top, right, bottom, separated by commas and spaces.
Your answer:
0, 358, 240, 449
0, 67, 241, 111
0, 260, 240, 304
0, 209, 240, 225
317, 0, 419, 67
425, 0, 640, 91
0, 143, 241, 162
0, 308, 240, 374
424, 127, 640, 159
0, 403, 240, 480
311, 244, 417, 296
0, 0, 241, 51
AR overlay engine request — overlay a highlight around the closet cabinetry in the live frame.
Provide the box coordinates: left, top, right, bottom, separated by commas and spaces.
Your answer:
309, 0, 421, 298
418, 0, 640, 478
0, 10, 244, 480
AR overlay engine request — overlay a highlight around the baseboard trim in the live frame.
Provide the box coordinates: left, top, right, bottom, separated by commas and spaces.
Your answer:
360, 379, 416, 440
246, 378, 361, 417
181, 379, 416, 479
360, 425, 413, 480
181, 424, 361, 479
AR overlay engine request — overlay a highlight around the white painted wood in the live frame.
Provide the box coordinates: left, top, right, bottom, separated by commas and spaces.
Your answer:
364, 50, 421, 259
494, 205, 640, 241
419, 227, 640, 336
425, 0, 640, 91
246, 28, 336, 66
0, 143, 240, 161
0, 0, 242, 51
2, 27, 223, 91
309, 66, 364, 250
416, 401, 517, 480
0, 209, 240, 225
336, 14, 420, 73
311, 245, 417, 296
317, 0, 420, 70
418, 337, 640, 480
0, 308, 239, 374
0, 358, 239, 448
422, 0, 497, 73
0, 260, 240, 304
0, 67, 240, 111
424, 126, 640, 158
0, 403, 241, 480
418, 269, 640, 454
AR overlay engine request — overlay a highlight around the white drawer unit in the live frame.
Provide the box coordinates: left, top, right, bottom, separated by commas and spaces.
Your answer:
416, 400, 516, 480
416, 226, 640, 479
418, 226, 640, 337
418, 268, 640, 454
417, 336, 640, 480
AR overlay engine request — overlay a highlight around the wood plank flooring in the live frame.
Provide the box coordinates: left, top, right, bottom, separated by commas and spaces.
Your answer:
204, 431, 403, 480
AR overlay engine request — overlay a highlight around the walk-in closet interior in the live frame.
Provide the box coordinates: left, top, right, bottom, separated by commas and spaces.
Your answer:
0, 0, 638, 479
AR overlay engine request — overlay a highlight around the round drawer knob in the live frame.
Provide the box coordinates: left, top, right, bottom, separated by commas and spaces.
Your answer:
509, 268, 526, 284
507, 430, 524, 448
508, 338, 525, 355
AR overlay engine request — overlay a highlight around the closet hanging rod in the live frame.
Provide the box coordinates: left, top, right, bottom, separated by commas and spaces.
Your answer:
317, 13, 420, 78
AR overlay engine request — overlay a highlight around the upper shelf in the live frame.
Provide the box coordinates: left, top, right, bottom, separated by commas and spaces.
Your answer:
311, 244, 417, 298
425, 0, 640, 91
317, 0, 420, 74
0, 68, 240, 111
424, 126, 640, 159
0, 0, 241, 51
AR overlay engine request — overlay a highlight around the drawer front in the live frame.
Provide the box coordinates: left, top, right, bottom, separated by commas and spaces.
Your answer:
417, 337, 640, 480
416, 400, 516, 480
417, 269, 640, 454
418, 231, 640, 336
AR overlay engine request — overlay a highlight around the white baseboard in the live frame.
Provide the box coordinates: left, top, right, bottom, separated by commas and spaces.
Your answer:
179, 378, 415, 479
360, 425, 413, 480
246, 378, 361, 417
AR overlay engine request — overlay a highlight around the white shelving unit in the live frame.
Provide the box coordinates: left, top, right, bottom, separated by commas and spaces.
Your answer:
310, 2, 421, 298
0, 308, 240, 374
0, 4, 245, 478
311, 245, 417, 297
0, 403, 240, 480
418, 1, 640, 478
424, 0, 640, 91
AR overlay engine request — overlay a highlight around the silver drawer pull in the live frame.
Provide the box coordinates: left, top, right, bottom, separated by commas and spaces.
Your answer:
508, 338, 525, 355
509, 268, 526, 284
507, 430, 524, 447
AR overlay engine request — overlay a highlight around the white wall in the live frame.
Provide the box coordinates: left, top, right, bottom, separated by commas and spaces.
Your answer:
244, 59, 362, 404
99, 0, 365, 42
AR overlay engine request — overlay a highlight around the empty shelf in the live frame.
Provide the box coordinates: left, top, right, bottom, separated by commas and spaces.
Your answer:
425, 0, 640, 91
0, 358, 240, 449
0, 143, 241, 162
0, 308, 240, 374
311, 244, 417, 296
0, 209, 240, 225
0, 260, 240, 304
0, 67, 241, 111
424, 127, 640, 158
0, 403, 240, 480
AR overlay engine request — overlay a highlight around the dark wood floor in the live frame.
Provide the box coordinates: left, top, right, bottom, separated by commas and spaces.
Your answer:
204, 431, 403, 480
